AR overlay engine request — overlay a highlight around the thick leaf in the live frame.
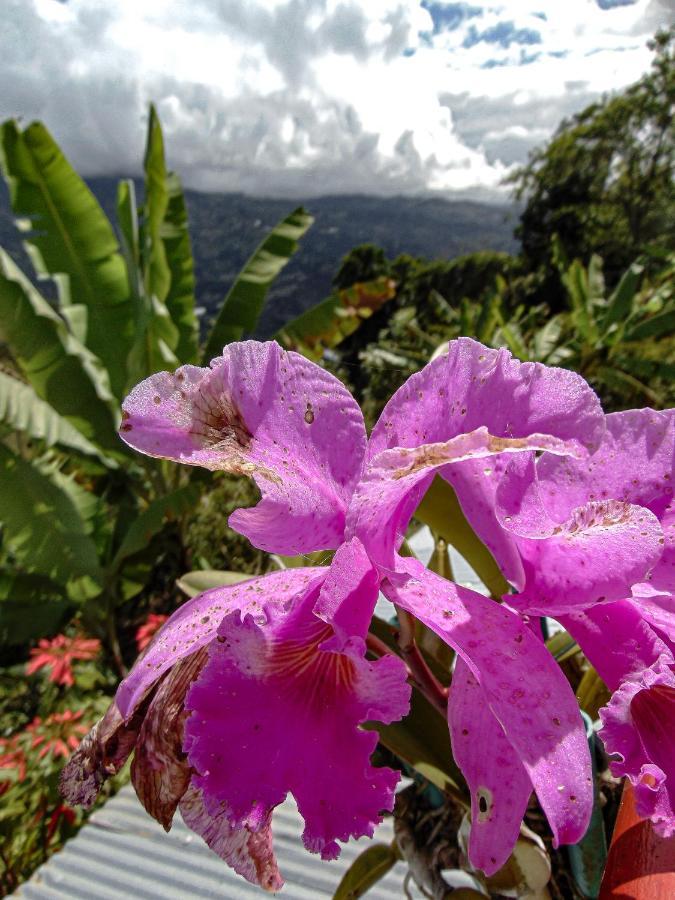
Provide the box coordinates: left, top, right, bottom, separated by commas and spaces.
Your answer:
176, 569, 252, 598
202, 206, 314, 360
276, 277, 396, 361
112, 483, 201, 567
0, 370, 114, 465
0, 120, 134, 397
0, 572, 70, 646
332, 843, 400, 900
0, 444, 103, 600
0, 250, 121, 452
162, 171, 198, 363
414, 476, 509, 599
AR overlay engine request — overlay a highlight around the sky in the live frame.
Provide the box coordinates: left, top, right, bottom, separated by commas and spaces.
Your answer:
2, 0, 671, 200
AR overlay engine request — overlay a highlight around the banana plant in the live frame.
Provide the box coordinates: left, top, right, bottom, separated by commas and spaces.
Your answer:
0, 106, 313, 655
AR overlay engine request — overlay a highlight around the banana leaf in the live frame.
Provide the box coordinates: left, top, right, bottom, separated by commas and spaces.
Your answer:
202, 206, 313, 361
0, 370, 114, 466
0, 444, 103, 601
0, 250, 121, 453
0, 120, 134, 397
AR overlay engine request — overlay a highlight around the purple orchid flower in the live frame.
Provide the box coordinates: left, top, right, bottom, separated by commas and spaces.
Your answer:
61, 338, 604, 887
495, 408, 675, 837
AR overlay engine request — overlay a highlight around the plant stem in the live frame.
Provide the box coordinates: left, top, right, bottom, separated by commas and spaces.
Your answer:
395, 607, 448, 717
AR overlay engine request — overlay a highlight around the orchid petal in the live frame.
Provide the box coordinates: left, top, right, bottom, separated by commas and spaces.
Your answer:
116, 567, 326, 720
599, 654, 675, 837
313, 537, 380, 644
180, 784, 283, 892
382, 557, 592, 847
561, 600, 670, 691
350, 338, 604, 576
502, 409, 675, 594
120, 341, 366, 553
449, 658, 532, 875
183, 582, 410, 860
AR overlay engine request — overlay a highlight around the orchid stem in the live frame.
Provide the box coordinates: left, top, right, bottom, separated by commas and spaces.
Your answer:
394, 607, 448, 717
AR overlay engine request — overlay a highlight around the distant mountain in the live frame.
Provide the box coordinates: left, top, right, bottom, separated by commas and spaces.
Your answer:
0, 177, 518, 337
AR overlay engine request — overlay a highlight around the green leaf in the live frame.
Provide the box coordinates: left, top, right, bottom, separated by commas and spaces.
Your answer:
276, 277, 396, 361
332, 843, 400, 900
140, 104, 171, 305
0, 250, 121, 452
625, 308, 675, 341
176, 569, 252, 597
0, 370, 115, 466
163, 171, 199, 363
112, 483, 201, 568
0, 572, 70, 646
369, 685, 468, 799
601, 260, 643, 331
414, 476, 509, 599
0, 119, 134, 397
0, 444, 103, 600
202, 206, 314, 361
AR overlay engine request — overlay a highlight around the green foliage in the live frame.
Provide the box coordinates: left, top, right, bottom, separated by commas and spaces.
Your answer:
510, 27, 674, 284
201, 206, 314, 361
276, 276, 396, 360
0, 121, 135, 398
332, 842, 400, 899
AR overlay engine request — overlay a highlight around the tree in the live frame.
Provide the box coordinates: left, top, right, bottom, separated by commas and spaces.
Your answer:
511, 27, 674, 286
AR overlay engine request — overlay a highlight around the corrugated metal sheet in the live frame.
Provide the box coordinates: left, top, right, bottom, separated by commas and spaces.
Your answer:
16, 785, 419, 899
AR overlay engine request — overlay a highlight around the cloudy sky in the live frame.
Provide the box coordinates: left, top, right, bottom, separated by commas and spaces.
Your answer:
2, 0, 670, 199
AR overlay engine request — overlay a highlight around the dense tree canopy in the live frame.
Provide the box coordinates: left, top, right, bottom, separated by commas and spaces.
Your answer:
510, 27, 674, 284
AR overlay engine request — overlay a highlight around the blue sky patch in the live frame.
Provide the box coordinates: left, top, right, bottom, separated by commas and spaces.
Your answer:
596, 0, 638, 8
421, 2, 482, 34
463, 21, 542, 49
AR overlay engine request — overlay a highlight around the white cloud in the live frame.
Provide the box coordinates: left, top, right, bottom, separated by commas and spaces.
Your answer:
0, 0, 670, 199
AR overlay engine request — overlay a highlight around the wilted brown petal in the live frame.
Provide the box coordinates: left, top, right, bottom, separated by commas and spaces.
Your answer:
131, 647, 208, 830
59, 702, 142, 809
179, 784, 283, 892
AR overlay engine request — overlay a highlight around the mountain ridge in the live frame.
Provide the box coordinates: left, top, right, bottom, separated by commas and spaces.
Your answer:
0, 177, 518, 337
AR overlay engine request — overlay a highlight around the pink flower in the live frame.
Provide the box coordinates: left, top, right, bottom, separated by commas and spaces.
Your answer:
62, 339, 605, 886
493, 409, 675, 837
136, 613, 168, 652
27, 635, 101, 687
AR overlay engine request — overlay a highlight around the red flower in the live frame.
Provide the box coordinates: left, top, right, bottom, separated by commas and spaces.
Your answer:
26, 710, 88, 761
27, 634, 101, 687
46, 803, 76, 843
135, 613, 168, 652
0, 734, 27, 788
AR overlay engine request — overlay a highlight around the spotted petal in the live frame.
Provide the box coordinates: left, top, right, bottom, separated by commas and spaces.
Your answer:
497, 454, 664, 615
350, 338, 604, 578
184, 575, 410, 861
382, 557, 592, 849
120, 341, 367, 554
449, 658, 532, 875
116, 567, 326, 720
599, 654, 675, 837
